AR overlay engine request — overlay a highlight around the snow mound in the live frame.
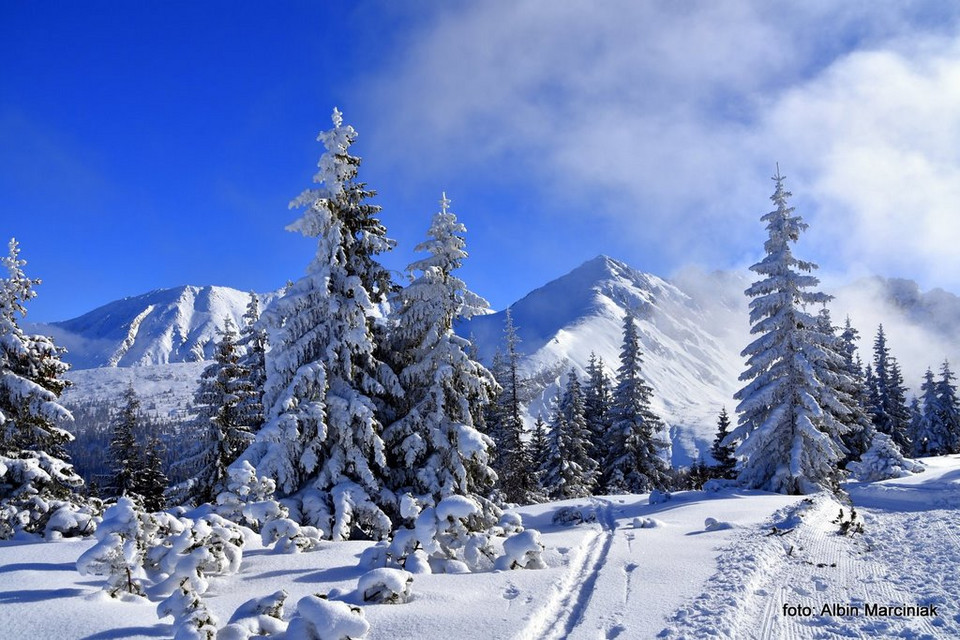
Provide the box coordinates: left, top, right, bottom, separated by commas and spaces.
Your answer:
496, 529, 546, 570
357, 568, 413, 604
285, 595, 369, 640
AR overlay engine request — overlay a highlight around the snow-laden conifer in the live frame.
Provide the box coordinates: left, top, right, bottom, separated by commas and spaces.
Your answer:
542, 371, 598, 499
935, 361, 960, 454
710, 407, 737, 480
236, 292, 267, 435
867, 325, 912, 453
384, 193, 498, 521
728, 169, 844, 495
836, 318, 874, 463
604, 313, 669, 493
583, 353, 613, 479
240, 108, 400, 540
109, 386, 143, 500
915, 368, 946, 456
485, 309, 537, 504
0, 239, 87, 536
178, 318, 254, 506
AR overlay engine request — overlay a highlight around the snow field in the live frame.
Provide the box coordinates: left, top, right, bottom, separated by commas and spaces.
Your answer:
3, 460, 960, 638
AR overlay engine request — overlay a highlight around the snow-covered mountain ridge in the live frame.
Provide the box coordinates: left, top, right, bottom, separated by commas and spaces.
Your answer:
29, 285, 280, 369
29, 257, 960, 464
459, 255, 746, 464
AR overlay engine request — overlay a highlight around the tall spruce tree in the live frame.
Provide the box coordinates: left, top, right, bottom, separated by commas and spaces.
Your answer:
710, 407, 737, 480
867, 325, 912, 453
936, 361, 960, 454
109, 386, 142, 500
486, 309, 536, 504
0, 239, 84, 535
384, 193, 498, 518
239, 108, 400, 540
236, 292, 267, 435
604, 313, 669, 493
727, 169, 844, 495
180, 318, 255, 505
542, 371, 598, 499
583, 353, 613, 481
836, 318, 873, 463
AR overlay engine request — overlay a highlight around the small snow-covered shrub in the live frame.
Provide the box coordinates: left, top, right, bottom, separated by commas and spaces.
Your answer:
329, 482, 392, 542
218, 590, 289, 640
388, 495, 498, 573
216, 461, 286, 532
848, 432, 923, 482
357, 568, 413, 604
649, 489, 672, 505
0, 450, 91, 539
77, 497, 156, 597
284, 595, 369, 640
496, 529, 546, 570
157, 577, 219, 640
149, 514, 245, 596
552, 506, 597, 527
701, 478, 738, 493
498, 512, 524, 535
261, 518, 323, 553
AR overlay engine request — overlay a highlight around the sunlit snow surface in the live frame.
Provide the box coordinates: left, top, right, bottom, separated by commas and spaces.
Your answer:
3, 456, 960, 638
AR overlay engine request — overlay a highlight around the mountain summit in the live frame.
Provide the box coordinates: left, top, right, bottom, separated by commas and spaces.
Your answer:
458, 255, 745, 464
31, 285, 278, 369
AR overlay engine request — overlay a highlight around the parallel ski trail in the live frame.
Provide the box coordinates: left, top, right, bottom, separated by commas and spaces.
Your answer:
516, 499, 616, 640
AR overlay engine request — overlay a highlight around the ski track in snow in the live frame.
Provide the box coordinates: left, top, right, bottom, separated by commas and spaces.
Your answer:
661, 488, 960, 639
516, 498, 617, 640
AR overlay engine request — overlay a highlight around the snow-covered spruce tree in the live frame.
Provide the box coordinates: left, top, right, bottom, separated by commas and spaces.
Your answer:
936, 360, 960, 454
812, 307, 865, 466
836, 317, 874, 463
137, 436, 168, 512
485, 309, 537, 504
237, 292, 267, 435
529, 413, 549, 490
710, 407, 737, 480
109, 386, 143, 501
727, 169, 846, 495
915, 368, 947, 456
603, 312, 669, 493
239, 108, 400, 540
583, 352, 613, 483
384, 193, 498, 524
867, 325, 912, 453
0, 239, 88, 537
178, 318, 255, 506
542, 371, 598, 499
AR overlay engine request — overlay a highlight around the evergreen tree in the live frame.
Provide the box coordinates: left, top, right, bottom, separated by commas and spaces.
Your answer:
867, 325, 912, 453
236, 292, 267, 435
836, 318, 873, 462
915, 368, 945, 456
529, 413, 549, 488
384, 193, 498, 518
542, 371, 598, 499
710, 407, 737, 480
728, 169, 844, 495
136, 436, 168, 512
0, 239, 74, 459
936, 361, 960, 454
0, 240, 85, 536
180, 318, 255, 505
240, 109, 400, 540
604, 313, 669, 493
583, 353, 613, 480
486, 309, 536, 504
109, 386, 142, 500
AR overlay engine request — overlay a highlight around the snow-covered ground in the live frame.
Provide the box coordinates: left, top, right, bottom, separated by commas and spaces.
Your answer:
3, 457, 960, 639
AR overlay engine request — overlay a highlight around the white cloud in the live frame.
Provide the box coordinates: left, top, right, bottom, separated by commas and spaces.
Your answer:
358, 1, 960, 288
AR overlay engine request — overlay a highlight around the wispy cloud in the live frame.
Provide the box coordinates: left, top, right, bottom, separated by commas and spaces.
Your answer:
357, 0, 960, 289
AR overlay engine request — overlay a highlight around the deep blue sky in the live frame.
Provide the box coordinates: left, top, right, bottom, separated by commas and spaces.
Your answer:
4, 2, 960, 322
